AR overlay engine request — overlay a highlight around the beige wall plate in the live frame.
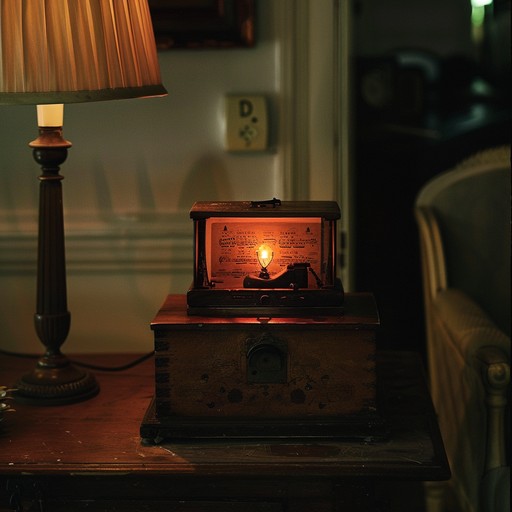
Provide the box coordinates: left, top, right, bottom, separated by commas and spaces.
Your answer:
225, 95, 268, 151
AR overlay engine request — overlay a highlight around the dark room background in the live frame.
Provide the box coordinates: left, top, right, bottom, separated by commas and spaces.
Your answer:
352, 0, 510, 357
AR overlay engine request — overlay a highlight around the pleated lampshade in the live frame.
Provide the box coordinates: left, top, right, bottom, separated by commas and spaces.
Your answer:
0, 0, 167, 105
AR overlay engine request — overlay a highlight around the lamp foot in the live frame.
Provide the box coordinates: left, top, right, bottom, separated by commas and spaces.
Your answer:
14, 357, 99, 405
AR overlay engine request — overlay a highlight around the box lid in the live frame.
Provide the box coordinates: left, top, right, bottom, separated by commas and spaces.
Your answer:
190, 199, 341, 220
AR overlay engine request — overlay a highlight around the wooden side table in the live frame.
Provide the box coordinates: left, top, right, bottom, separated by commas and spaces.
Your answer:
0, 351, 449, 511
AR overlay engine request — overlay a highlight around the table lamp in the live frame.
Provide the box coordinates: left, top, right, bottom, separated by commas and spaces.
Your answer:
0, 0, 167, 405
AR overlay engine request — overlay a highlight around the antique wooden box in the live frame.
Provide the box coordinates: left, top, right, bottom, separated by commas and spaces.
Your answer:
187, 199, 344, 316
140, 293, 382, 441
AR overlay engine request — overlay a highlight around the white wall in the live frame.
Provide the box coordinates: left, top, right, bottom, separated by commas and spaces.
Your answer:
0, 1, 344, 354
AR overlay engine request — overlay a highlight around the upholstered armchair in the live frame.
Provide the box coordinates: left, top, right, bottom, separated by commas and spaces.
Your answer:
415, 145, 510, 512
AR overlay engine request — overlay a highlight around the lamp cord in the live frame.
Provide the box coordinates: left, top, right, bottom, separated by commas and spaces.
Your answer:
0, 348, 153, 372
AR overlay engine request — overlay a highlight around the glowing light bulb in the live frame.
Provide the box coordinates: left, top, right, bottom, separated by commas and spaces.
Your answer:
37, 104, 64, 127
257, 244, 273, 278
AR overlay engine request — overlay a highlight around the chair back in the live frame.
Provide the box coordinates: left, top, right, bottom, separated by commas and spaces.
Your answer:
416, 146, 511, 336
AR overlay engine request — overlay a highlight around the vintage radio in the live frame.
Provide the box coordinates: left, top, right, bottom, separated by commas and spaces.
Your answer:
140, 200, 383, 442
140, 293, 381, 442
186, 199, 344, 316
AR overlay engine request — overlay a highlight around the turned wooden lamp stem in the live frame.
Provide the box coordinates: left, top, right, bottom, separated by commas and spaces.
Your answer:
14, 125, 99, 405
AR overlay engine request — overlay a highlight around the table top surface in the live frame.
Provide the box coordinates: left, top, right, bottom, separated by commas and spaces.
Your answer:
0, 351, 450, 481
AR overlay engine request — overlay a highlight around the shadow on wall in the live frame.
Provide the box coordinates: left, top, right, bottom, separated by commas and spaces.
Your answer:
88, 156, 158, 222
178, 155, 234, 209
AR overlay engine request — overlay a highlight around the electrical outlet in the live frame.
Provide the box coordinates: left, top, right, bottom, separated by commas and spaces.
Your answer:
225, 95, 268, 151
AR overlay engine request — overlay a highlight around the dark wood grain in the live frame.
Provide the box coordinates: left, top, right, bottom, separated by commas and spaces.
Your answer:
149, 294, 379, 436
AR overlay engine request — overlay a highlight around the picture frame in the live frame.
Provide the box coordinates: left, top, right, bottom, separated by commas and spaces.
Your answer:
148, 0, 255, 49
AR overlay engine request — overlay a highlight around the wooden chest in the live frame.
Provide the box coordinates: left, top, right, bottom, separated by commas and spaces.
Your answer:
141, 293, 382, 441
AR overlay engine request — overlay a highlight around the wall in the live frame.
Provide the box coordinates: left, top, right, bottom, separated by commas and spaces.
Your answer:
0, 1, 343, 354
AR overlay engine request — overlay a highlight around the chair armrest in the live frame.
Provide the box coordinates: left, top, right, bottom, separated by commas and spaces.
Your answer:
432, 289, 510, 474
432, 289, 510, 364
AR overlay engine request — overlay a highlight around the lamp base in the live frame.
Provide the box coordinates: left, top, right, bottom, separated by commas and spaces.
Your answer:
14, 356, 99, 406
